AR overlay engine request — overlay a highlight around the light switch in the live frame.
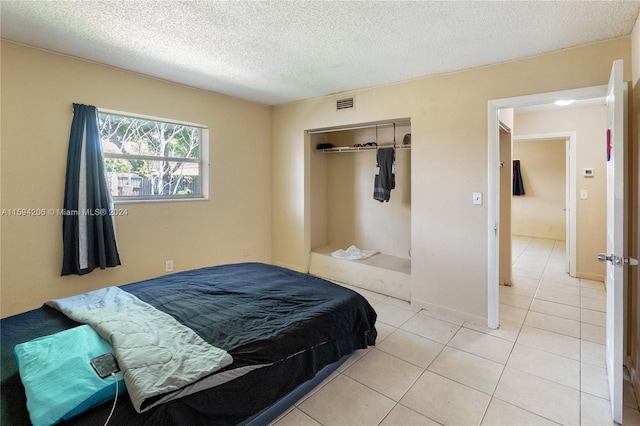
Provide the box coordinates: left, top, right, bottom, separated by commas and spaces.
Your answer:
580, 189, 589, 200
473, 192, 483, 205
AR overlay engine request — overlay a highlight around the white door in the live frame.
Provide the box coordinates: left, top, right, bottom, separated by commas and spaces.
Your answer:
600, 59, 628, 424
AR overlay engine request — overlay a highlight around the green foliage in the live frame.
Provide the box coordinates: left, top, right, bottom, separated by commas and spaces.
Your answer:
104, 158, 133, 174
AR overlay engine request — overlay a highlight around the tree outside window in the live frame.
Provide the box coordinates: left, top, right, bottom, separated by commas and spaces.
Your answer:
99, 113, 203, 200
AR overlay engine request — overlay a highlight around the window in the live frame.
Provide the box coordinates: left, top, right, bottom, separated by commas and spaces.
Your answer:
99, 111, 207, 201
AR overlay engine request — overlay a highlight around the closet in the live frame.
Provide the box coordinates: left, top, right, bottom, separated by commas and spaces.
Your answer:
308, 119, 412, 300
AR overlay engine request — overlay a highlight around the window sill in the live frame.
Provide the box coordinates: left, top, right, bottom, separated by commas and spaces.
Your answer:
112, 196, 209, 205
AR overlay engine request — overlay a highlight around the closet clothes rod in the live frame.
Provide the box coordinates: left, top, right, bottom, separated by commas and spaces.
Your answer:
307, 120, 411, 134
319, 144, 411, 153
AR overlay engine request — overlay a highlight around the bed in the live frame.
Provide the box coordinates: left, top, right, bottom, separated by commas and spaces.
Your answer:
1, 262, 377, 425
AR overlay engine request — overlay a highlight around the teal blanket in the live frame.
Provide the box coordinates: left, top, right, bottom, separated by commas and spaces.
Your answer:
14, 325, 126, 426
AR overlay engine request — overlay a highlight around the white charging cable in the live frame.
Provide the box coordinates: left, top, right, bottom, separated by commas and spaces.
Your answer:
103, 372, 118, 426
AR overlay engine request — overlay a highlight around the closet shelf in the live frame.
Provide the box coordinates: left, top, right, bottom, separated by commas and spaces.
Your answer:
319, 144, 411, 153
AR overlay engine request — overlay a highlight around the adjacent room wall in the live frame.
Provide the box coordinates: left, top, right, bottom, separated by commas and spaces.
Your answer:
1, 41, 273, 317
511, 138, 566, 240
514, 105, 607, 280
272, 38, 630, 322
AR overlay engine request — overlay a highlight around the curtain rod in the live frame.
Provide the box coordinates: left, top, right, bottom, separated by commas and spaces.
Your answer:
307, 120, 411, 135
71, 104, 208, 129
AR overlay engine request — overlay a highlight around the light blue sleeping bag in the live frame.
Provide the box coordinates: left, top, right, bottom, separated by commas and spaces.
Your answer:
14, 325, 127, 426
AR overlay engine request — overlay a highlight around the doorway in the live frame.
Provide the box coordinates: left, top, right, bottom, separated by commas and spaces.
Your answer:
511, 132, 575, 276
487, 84, 608, 329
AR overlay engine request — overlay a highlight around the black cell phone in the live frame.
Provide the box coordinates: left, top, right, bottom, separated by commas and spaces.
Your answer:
90, 353, 120, 378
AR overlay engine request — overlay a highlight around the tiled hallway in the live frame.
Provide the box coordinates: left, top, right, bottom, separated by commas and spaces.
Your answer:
272, 237, 640, 425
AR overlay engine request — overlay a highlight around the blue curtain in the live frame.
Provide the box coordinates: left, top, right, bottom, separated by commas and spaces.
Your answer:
61, 104, 121, 275
512, 159, 526, 196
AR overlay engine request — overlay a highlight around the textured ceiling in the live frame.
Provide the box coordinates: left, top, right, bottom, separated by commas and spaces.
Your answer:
2, 1, 639, 105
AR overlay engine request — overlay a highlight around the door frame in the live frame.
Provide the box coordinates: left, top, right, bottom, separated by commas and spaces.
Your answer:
487, 85, 607, 329
512, 132, 576, 276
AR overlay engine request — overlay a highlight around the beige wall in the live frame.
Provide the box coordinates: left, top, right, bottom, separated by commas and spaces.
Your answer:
1, 41, 272, 317
272, 38, 631, 322
512, 138, 566, 240
2, 35, 633, 333
514, 105, 607, 280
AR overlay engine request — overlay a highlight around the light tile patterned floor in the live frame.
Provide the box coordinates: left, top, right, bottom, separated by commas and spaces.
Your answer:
272, 237, 640, 425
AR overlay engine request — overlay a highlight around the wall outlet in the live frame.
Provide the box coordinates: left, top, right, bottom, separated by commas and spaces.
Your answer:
165, 260, 174, 272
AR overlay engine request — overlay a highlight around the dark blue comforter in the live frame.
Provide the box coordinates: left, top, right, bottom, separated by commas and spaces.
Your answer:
1, 263, 377, 425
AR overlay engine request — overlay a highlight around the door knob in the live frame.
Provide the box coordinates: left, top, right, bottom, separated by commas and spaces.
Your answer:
598, 253, 638, 267
598, 253, 613, 263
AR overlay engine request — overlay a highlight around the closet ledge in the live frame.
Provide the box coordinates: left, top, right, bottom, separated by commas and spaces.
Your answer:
309, 246, 411, 301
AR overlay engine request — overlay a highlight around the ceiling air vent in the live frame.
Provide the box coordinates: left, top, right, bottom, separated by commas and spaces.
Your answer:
336, 97, 355, 111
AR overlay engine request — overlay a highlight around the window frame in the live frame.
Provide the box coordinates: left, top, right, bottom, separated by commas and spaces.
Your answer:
98, 108, 209, 204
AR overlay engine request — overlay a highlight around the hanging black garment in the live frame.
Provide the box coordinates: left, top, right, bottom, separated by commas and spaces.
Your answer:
373, 148, 396, 202
512, 159, 526, 196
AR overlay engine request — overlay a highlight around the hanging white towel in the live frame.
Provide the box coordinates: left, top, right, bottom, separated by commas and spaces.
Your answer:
331, 245, 378, 261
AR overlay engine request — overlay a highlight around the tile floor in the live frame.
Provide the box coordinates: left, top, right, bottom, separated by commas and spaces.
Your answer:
272, 237, 640, 425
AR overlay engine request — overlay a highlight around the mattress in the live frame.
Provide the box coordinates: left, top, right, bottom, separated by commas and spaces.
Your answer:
1, 262, 377, 425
